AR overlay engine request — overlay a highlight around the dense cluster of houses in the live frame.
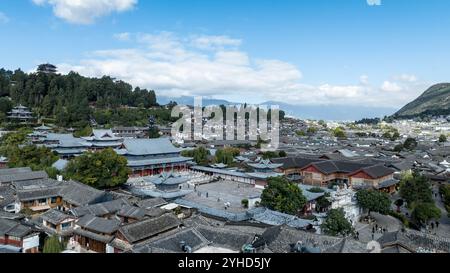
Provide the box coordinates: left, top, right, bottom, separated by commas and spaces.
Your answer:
1, 114, 449, 253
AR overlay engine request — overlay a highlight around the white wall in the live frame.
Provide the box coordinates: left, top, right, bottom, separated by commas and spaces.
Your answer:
22, 234, 40, 252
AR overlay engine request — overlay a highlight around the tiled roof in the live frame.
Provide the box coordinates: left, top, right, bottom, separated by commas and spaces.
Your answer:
118, 214, 181, 244
121, 138, 181, 156
58, 180, 106, 207
0, 170, 48, 184
76, 214, 120, 234
41, 209, 74, 225
71, 198, 129, 218
271, 157, 324, 169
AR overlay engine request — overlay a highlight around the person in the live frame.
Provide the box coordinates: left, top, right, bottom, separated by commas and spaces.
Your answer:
356, 231, 359, 240
372, 226, 375, 234
431, 222, 435, 229
436, 221, 440, 228
375, 224, 378, 231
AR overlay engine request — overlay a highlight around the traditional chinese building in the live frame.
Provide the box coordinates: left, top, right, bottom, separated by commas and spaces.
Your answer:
126, 172, 193, 199
117, 138, 191, 177
7, 105, 34, 122
82, 129, 123, 150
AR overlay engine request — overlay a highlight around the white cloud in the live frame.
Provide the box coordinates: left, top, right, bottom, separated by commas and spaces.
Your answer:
381, 81, 403, 92
191, 35, 242, 50
114, 32, 131, 41
58, 32, 426, 108
394, 73, 418, 83
0, 12, 9, 24
367, 0, 382, 6
360, 75, 369, 85
32, 0, 137, 24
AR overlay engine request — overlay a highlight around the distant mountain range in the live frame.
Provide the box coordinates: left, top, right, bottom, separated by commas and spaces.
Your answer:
393, 83, 450, 118
157, 96, 397, 121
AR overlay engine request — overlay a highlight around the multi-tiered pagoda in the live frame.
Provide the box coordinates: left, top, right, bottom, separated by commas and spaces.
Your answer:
7, 104, 34, 122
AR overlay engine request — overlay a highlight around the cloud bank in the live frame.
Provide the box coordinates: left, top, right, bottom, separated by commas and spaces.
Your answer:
58, 32, 426, 108
32, 0, 137, 24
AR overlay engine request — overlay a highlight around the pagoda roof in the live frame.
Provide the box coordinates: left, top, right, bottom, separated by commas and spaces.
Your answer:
120, 138, 182, 156
247, 159, 283, 169
144, 172, 190, 185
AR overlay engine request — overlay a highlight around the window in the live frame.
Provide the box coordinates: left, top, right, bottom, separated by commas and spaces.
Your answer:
8, 236, 21, 241
38, 199, 47, 205
51, 197, 58, 204
61, 222, 72, 230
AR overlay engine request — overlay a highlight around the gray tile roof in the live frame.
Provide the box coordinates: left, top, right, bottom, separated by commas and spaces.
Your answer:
73, 228, 114, 243
118, 214, 181, 244
0, 185, 15, 207
41, 209, 75, 225
117, 205, 148, 220
0, 218, 34, 238
0, 170, 48, 184
71, 198, 130, 218
142, 228, 209, 253
377, 229, 450, 253
0, 167, 32, 176
127, 156, 191, 167
195, 225, 254, 250
58, 180, 106, 207
143, 172, 190, 185
136, 198, 168, 209
358, 164, 396, 178
17, 186, 62, 201
121, 138, 181, 156
76, 214, 120, 234
258, 226, 343, 253
271, 157, 324, 169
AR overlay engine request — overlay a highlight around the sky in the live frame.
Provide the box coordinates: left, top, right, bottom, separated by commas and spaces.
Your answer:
0, 0, 450, 110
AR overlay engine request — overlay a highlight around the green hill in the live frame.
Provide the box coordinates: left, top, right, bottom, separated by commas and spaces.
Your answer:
394, 83, 450, 118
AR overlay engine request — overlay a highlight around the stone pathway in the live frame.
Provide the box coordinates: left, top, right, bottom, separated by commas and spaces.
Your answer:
432, 185, 450, 238
354, 212, 402, 243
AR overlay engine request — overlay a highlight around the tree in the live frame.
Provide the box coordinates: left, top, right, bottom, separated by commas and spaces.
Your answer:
241, 199, 249, 208
181, 147, 210, 166
439, 134, 448, 143
316, 193, 332, 212
332, 127, 346, 138
215, 147, 239, 165
0, 97, 12, 114
73, 126, 93, 138
6, 145, 59, 171
64, 148, 130, 189
391, 131, 400, 141
0, 128, 30, 147
439, 184, 450, 215
393, 144, 404, 152
399, 173, 433, 208
318, 120, 327, 128
403, 137, 418, 150
411, 203, 441, 226
43, 235, 65, 253
355, 189, 391, 216
394, 199, 404, 212
260, 176, 307, 215
321, 208, 354, 236
307, 126, 318, 135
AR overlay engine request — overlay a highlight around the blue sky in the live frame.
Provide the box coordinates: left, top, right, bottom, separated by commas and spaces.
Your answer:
0, 0, 449, 108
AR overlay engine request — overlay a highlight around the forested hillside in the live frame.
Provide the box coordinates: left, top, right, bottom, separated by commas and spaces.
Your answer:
0, 67, 162, 127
